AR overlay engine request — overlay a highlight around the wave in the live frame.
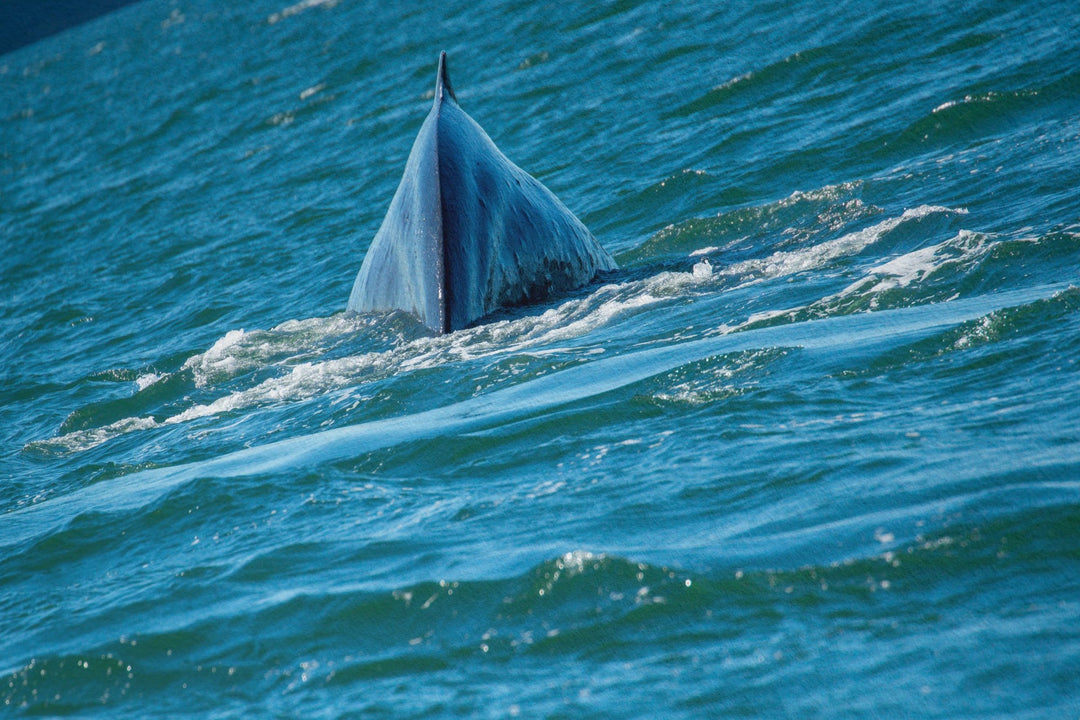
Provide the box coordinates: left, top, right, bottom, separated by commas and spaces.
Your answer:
872, 70, 1080, 159
5, 282, 1070, 550
7, 493, 1078, 717
618, 181, 880, 266
738, 226, 997, 326
714, 205, 964, 287
664, 46, 837, 120
25, 200, 1065, 460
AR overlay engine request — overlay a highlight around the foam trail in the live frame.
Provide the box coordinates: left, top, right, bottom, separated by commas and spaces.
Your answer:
0, 284, 1065, 548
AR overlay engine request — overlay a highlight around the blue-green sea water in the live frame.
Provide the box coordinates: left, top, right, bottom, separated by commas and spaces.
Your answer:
3, 0, 1080, 716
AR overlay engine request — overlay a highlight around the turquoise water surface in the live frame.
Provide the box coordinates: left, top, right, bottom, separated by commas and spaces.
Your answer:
2, 0, 1080, 716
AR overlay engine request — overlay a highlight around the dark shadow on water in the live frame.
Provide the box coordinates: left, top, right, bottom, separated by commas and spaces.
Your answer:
0, 0, 143, 56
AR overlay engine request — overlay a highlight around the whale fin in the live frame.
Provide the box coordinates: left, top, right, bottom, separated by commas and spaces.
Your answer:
347, 52, 616, 334
436, 50, 455, 102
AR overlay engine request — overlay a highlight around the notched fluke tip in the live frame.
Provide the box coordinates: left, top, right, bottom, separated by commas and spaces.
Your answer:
436, 51, 456, 102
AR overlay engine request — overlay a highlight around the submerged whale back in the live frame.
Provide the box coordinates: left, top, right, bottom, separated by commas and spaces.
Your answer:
347, 52, 615, 333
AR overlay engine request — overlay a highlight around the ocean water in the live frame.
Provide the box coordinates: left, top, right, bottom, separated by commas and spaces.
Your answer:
2, 0, 1079, 716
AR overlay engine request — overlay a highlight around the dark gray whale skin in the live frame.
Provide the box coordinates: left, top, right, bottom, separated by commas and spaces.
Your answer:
347, 52, 617, 334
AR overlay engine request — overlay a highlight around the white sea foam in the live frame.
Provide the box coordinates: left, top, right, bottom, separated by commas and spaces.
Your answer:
267, 0, 338, 24
135, 373, 164, 391
299, 84, 326, 100
160, 267, 748, 430
692, 257, 714, 279
718, 205, 963, 285
183, 328, 247, 385
167, 351, 390, 425
833, 229, 995, 306
180, 313, 368, 387
34, 280, 668, 452
690, 246, 721, 257
651, 348, 772, 406
30, 416, 162, 454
